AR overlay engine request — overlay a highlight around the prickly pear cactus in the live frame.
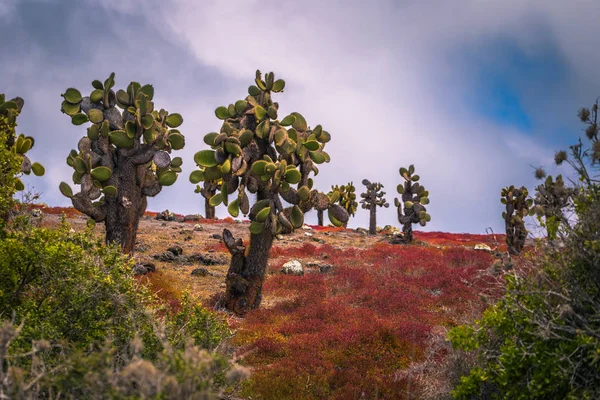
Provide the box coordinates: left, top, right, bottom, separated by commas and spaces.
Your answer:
58, 73, 185, 253
501, 185, 532, 255
360, 179, 389, 235
320, 182, 357, 227
191, 70, 347, 314
395, 165, 430, 243
532, 175, 577, 240
0, 95, 45, 191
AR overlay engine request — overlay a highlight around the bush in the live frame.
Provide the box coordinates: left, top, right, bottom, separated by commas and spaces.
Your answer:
0, 113, 22, 228
0, 221, 235, 398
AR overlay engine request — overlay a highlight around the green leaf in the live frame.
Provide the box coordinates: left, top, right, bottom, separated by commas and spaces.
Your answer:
165, 113, 183, 128
189, 170, 205, 184
228, 199, 240, 218
235, 100, 248, 113
256, 206, 271, 223
168, 132, 185, 150
87, 109, 104, 124
203, 132, 219, 146
251, 160, 268, 176
194, 150, 218, 167
291, 112, 307, 131
91, 80, 104, 90
309, 151, 326, 164
248, 85, 261, 96
15, 178, 24, 191
170, 157, 183, 168
272, 79, 285, 92
139, 84, 154, 100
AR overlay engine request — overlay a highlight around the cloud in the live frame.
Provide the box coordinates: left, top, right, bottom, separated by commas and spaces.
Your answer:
2, 0, 599, 234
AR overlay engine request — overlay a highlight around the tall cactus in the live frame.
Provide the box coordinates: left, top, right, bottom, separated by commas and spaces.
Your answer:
395, 165, 430, 243
532, 175, 577, 240
191, 70, 347, 314
320, 182, 357, 227
360, 179, 389, 235
58, 73, 185, 254
501, 185, 532, 255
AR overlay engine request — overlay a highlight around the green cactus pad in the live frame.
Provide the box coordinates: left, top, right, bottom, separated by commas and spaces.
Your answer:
194, 150, 218, 168
420, 197, 430, 205
248, 85, 261, 96
87, 109, 104, 124
291, 205, 304, 228
63, 88, 82, 104
239, 129, 254, 147
31, 162, 45, 176
73, 157, 87, 174
139, 84, 154, 99
203, 132, 219, 146
168, 133, 185, 150
158, 170, 177, 186
209, 193, 223, 207
290, 112, 307, 131
254, 105, 267, 120
115, 89, 129, 106
91, 166, 112, 182
15, 178, 25, 191
283, 168, 300, 184
109, 130, 134, 148
189, 170, 205, 184
328, 209, 343, 227
255, 206, 271, 223
170, 157, 183, 168
165, 113, 183, 128
220, 158, 231, 174
224, 142, 242, 157
411, 174, 420, 182
61, 100, 80, 116
249, 221, 264, 234
59, 182, 74, 198
91, 80, 104, 90
102, 186, 117, 196
251, 160, 268, 176
309, 151, 326, 164
215, 106, 229, 120
405, 201, 414, 208
71, 113, 89, 126
279, 114, 296, 127
303, 140, 320, 151
272, 79, 285, 92
228, 199, 240, 218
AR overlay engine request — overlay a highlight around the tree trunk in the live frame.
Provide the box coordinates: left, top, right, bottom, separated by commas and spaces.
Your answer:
222, 190, 274, 315
369, 205, 377, 235
104, 161, 146, 254
317, 209, 323, 226
205, 199, 216, 220
402, 223, 413, 243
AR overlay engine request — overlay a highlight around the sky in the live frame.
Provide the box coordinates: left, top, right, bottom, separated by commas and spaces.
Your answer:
1, 0, 599, 234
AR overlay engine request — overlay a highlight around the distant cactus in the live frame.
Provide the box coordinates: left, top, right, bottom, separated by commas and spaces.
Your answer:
316, 182, 357, 227
360, 179, 389, 235
0, 95, 45, 189
191, 70, 347, 314
501, 185, 532, 255
395, 165, 430, 243
58, 73, 185, 254
532, 175, 577, 240
191, 167, 221, 219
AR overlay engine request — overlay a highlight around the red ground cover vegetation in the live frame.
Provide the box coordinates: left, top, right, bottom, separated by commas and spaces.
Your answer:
234, 242, 496, 399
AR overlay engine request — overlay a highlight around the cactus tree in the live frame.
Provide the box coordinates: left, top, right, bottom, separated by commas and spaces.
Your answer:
395, 165, 430, 243
191, 70, 347, 314
59, 73, 185, 254
501, 185, 532, 255
0, 95, 45, 221
319, 182, 357, 227
360, 179, 389, 235
533, 175, 577, 240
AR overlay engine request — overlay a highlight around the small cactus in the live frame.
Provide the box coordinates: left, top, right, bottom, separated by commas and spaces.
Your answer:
191, 70, 347, 314
501, 185, 532, 255
319, 182, 358, 227
59, 73, 185, 253
395, 165, 430, 243
190, 167, 221, 219
533, 175, 577, 240
360, 179, 389, 235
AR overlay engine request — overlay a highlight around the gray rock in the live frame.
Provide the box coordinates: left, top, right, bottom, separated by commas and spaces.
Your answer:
281, 260, 304, 275
191, 267, 211, 277
133, 263, 156, 276
193, 224, 203, 232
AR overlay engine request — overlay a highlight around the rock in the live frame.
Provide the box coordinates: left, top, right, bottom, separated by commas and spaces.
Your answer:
304, 232, 313, 237
32, 208, 42, 217
311, 237, 325, 244
355, 227, 369, 235
302, 225, 313, 230
211, 233, 222, 240
276, 234, 284, 240
167, 246, 183, 256
133, 262, 156, 276
194, 224, 203, 232
156, 209, 176, 221
191, 267, 211, 277
389, 233, 406, 245
135, 243, 150, 252
184, 214, 201, 222
474, 243, 492, 251
281, 260, 304, 275
153, 251, 176, 262
318, 264, 334, 273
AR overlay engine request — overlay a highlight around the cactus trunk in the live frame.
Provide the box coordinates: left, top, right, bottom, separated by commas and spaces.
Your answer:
369, 205, 377, 235
205, 200, 216, 220
317, 209, 324, 226
223, 190, 274, 315
103, 161, 146, 254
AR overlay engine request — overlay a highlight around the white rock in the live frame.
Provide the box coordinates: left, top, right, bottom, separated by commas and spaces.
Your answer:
302, 225, 313, 230
304, 232, 313, 237
281, 260, 304, 275
474, 243, 492, 251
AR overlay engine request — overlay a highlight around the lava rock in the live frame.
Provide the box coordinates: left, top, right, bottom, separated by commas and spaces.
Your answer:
281, 260, 304, 275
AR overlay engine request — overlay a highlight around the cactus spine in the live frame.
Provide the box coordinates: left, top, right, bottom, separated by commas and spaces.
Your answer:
501, 185, 532, 255
59, 73, 185, 254
360, 179, 389, 235
395, 165, 430, 243
191, 70, 347, 314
